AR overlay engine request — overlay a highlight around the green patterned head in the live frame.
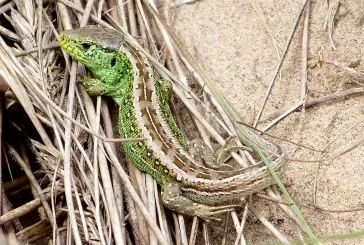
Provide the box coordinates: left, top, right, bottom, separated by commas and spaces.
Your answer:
58, 26, 133, 96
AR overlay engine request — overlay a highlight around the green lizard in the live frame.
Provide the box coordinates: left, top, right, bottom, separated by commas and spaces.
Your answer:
58, 26, 286, 220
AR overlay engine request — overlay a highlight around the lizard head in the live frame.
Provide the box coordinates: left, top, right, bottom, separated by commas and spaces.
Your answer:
58, 26, 133, 97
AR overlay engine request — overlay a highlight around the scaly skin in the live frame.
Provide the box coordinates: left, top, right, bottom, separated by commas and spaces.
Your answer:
58, 26, 286, 220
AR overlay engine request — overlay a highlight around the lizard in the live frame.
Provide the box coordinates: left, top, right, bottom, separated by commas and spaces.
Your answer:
58, 25, 286, 220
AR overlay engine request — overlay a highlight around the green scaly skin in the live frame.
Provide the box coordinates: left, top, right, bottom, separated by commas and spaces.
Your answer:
58, 30, 189, 186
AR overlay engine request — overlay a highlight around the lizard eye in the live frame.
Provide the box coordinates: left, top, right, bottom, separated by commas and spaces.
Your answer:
81, 42, 92, 50
110, 57, 116, 67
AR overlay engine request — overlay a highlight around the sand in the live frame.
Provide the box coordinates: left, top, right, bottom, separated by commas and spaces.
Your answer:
173, 0, 364, 244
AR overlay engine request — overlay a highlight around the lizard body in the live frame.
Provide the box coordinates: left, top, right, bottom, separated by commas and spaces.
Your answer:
58, 26, 286, 219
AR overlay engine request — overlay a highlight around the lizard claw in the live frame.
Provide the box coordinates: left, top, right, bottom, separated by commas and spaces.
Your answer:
191, 203, 240, 221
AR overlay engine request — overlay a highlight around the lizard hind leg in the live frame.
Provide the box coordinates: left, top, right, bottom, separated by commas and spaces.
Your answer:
189, 138, 244, 170
214, 136, 252, 167
161, 182, 237, 221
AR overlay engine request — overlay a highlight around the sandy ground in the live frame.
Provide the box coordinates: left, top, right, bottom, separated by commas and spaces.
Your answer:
173, 0, 364, 244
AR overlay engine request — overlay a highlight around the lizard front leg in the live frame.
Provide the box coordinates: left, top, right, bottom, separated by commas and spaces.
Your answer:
161, 182, 236, 221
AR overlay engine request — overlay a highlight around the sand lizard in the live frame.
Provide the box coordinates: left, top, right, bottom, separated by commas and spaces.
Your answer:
58, 26, 286, 220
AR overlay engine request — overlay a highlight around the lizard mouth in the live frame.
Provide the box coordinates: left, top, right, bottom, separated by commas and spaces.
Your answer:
57, 33, 70, 52
58, 32, 87, 63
